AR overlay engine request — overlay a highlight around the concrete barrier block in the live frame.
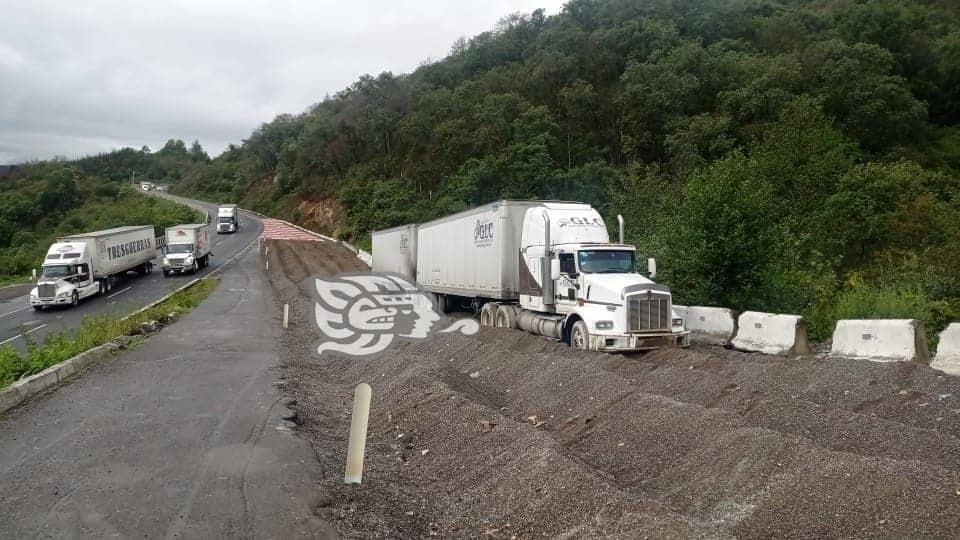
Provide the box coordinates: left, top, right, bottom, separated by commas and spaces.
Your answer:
731, 311, 810, 356
930, 323, 960, 375
830, 319, 930, 363
675, 305, 737, 345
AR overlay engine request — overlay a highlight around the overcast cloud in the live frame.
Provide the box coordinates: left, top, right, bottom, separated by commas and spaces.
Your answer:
0, 0, 566, 164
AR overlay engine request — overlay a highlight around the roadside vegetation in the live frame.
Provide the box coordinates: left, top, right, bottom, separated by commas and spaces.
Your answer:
0, 149, 204, 283
168, 0, 960, 343
0, 277, 218, 389
5, 0, 958, 343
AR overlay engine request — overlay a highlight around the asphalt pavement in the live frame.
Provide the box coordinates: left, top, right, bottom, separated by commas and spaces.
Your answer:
0, 195, 262, 353
0, 244, 336, 538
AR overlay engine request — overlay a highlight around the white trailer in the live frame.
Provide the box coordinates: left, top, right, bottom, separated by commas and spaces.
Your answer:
162, 223, 213, 276
30, 226, 156, 310
371, 224, 418, 278
375, 200, 689, 352
216, 204, 240, 234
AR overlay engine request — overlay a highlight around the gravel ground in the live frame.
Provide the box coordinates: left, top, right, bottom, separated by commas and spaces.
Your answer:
264, 238, 960, 539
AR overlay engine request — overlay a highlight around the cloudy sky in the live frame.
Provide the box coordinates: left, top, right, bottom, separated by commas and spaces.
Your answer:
0, 0, 567, 164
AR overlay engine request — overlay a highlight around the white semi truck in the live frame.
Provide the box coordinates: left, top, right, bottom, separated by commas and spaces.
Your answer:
162, 223, 213, 276
372, 200, 690, 352
216, 204, 240, 234
30, 226, 156, 310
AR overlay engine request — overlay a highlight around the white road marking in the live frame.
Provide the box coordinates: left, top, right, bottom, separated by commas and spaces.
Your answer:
215, 241, 223, 246
0, 306, 30, 318
0, 323, 49, 346
107, 286, 133, 299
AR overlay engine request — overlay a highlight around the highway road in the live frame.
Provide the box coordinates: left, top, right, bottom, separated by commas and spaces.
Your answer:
0, 194, 262, 353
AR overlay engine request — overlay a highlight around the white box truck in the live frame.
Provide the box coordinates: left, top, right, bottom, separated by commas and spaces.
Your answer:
30, 226, 156, 310
162, 223, 213, 276
216, 204, 240, 233
373, 200, 689, 352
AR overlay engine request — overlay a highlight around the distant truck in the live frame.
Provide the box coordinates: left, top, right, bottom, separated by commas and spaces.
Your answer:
372, 200, 689, 352
162, 223, 213, 276
140, 182, 155, 191
216, 204, 240, 233
30, 226, 156, 310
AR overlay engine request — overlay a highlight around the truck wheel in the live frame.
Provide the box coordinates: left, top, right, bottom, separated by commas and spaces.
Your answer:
33, 306, 44, 311
432, 293, 447, 314
479, 302, 499, 327
495, 305, 517, 329
163, 270, 170, 277
71, 291, 79, 307
191, 261, 199, 274
570, 320, 590, 350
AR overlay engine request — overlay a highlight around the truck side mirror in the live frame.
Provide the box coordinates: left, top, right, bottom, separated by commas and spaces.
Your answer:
647, 257, 657, 279
550, 259, 561, 281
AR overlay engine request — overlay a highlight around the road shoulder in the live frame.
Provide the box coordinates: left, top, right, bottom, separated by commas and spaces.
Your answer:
0, 248, 336, 538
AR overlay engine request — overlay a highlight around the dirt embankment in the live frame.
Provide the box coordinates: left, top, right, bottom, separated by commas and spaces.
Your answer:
264, 238, 960, 539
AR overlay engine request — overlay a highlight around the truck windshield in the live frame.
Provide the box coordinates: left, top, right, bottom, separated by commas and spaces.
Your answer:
577, 250, 636, 273
218, 216, 234, 223
41, 264, 75, 279
167, 243, 194, 254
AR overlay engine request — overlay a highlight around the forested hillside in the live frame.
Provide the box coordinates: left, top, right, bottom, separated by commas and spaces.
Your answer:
147, 0, 960, 339
8, 0, 960, 338
0, 144, 204, 285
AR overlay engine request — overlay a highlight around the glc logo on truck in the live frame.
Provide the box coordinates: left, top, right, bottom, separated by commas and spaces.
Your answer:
558, 216, 604, 227
399, 231, 410, 253
474, 219, 494, 246
312, 272, 479, 356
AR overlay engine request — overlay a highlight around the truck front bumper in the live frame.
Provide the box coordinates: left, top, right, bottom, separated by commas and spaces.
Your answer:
30, 296, 70, 306
589, 331, 690, 352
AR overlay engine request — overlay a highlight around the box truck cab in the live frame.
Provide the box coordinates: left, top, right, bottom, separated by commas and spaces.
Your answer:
217, 204, 240, 233
30, 226, 156, 310
374, 200, 689, 353
162, 223, 212, 276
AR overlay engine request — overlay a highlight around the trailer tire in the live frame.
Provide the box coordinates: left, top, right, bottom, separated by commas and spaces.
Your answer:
480, 302, 499, 327
432, 293, 448, 314
495, 305, 518, 329
570, 320, 590, 350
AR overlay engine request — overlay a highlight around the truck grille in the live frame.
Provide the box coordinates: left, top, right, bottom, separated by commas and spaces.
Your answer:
627, 292, 670, 332
38, 283, 56, 299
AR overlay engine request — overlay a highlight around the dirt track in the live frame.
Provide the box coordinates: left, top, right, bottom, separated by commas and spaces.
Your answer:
264, 238, 960, 538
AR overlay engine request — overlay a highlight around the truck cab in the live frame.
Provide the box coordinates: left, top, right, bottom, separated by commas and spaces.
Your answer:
515, 204, 688, 352
30, 242, 100, 310
216, 205, 240, 234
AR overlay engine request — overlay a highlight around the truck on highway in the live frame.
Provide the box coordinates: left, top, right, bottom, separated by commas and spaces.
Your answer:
30, 226, 156, 310
162, 223, 213, 276
216, 204, 240, 234
372, 200, 690, 352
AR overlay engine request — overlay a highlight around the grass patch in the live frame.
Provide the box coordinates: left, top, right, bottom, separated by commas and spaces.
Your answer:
0, 277, 219, 388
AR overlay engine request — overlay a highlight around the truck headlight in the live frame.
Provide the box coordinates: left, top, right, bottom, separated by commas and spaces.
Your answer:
595, 320, 614, 330
673, 318, 684, 327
